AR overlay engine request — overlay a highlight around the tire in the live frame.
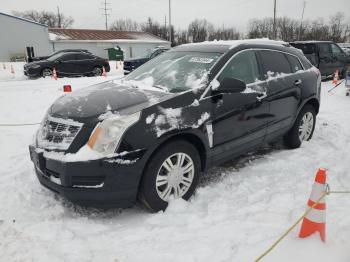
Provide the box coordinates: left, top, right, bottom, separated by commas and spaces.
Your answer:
92, 66, 102, 76
284, 105, 316, 149
138, 140, 201, 212
41, 68, 52, 78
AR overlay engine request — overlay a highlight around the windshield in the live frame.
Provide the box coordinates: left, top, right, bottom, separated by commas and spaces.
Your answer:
124, 51, 221, 93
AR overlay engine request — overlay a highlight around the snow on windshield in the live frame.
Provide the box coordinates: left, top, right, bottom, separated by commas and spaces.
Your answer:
125, 51, 221, 93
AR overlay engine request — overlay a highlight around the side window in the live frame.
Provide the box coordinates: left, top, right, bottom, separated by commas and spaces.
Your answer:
76, 54, 93, 60
259, 50, 292, 77
217, 50, 260, 85
60, 54, 76, 61
318, 44, 331, 56
330, 44, 343, 55
286, 54, 303, 73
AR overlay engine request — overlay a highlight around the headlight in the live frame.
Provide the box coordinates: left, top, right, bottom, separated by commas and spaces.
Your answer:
87, 112, 140, 155
30, 64, 40, 69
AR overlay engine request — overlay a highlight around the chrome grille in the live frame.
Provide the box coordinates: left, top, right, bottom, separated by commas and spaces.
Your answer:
37, 116, 83, 150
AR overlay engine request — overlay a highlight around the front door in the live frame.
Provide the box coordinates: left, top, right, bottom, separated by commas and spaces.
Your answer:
55, 53, 79, 76
209, 50, 269, 163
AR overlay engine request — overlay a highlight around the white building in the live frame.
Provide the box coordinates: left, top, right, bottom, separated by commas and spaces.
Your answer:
0, 12, 51, 61
0, 12, 170, 61
49, 28, 170, 59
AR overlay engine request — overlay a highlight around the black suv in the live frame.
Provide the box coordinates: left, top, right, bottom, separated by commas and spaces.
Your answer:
29, 40, 321, 211
290, 41, 350, 78
123, 47, 170, 74
24, 52, 110, 78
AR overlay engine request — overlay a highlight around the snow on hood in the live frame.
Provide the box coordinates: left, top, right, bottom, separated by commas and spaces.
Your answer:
50, 81, 169, 122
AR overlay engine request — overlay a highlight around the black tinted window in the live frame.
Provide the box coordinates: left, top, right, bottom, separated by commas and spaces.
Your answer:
218, 50, 260, 84
259, 50, 291, 76
319, 44, 330, 56
286, 54, 303, 73
291, 43, 316, 54
76, 54, 93, 60
60, 54, 76, 61
330, 44, 343, 55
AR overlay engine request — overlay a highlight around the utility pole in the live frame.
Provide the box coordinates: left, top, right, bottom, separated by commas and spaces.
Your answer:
164, 15, 167, 39
298, 1, 307, 40
57, 6, 61, 28
100, 0, 111, 30
168, 0, 172, 45
272, 0, 277, 39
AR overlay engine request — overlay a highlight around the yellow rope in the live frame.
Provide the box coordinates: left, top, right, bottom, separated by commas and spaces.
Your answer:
255, 188, 350, 262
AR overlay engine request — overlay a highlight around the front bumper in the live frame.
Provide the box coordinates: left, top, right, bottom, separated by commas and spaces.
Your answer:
23, 67, 40, 77
29, 145, 144, 208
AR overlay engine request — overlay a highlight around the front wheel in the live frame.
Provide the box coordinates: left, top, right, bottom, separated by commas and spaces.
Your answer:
284, 105, 316, 149
92, 66, 102, 76
138, 141, 201, 212
41, 68, 52, 78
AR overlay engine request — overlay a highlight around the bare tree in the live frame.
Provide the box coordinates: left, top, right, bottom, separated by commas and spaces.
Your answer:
110, 18, 140, 31
12, 10, 74, 28
188, 19, 213, 42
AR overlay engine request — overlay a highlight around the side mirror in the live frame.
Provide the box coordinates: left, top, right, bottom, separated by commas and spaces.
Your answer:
214, 77, 246, 94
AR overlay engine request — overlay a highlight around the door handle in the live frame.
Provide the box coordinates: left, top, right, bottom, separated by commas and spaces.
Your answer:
294, 79, 302, 86
257, 93, 267, 102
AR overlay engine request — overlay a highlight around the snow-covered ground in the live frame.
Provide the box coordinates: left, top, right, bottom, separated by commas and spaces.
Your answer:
0, 62, 350, 262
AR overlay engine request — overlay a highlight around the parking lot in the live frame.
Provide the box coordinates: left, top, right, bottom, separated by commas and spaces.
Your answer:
0, 63, 349, 262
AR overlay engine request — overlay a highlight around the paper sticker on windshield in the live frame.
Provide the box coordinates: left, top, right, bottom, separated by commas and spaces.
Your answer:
189, 57, 214, 64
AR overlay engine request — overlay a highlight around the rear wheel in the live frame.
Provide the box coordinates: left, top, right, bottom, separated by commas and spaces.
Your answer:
138, 141, 201, 212
41, 68, 52, 78
284, 105, 316, 149
92, 66, 102, 76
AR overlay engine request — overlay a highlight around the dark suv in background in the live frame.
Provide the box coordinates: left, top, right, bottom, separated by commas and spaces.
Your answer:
29, 40, 320, 212
290, 41, 350, 78
123, 46, 170, 74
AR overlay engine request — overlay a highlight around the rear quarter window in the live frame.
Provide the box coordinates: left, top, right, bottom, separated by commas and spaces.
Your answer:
259, 50, 292, 77
286, 54, 303, 73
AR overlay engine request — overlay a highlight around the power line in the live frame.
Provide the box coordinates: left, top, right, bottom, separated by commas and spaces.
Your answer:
100, 0, 112, 30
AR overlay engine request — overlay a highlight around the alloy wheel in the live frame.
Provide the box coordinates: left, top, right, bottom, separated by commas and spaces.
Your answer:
155, 152, 195, 201
299, 112, 314, 141
42, 68, 52, 77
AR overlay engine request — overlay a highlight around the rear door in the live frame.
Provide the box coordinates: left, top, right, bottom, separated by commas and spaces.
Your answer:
257, 50, 302, 139
318, 43, 334, 76
210, 50, 269, 162
329, 43, 348, 73
75, 53, 95, 74
56, 53, 78, 75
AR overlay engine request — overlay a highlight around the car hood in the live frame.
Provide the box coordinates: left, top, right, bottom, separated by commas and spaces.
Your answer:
49, 81, 171, 125
25, 60, 51, 67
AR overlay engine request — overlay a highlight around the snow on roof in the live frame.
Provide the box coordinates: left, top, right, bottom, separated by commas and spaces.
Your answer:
49, 28, 169, 43
0, 12, 47, 27
184, 38, 289, 49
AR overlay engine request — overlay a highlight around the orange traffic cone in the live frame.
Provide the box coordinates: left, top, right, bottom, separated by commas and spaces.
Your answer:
102, 66, 107, 77
332, 69, 339, 85
10, 65, 15, 74
299, 168, 327, 242
52, 68, 58, 80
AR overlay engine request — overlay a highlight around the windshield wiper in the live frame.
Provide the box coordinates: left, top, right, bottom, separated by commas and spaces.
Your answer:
153, 85, 169, 92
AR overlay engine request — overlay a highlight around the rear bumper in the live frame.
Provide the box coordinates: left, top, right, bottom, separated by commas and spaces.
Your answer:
29, 145, 144, 208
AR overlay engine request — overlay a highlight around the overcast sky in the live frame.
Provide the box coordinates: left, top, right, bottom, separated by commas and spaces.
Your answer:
1, 0, 349, 32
